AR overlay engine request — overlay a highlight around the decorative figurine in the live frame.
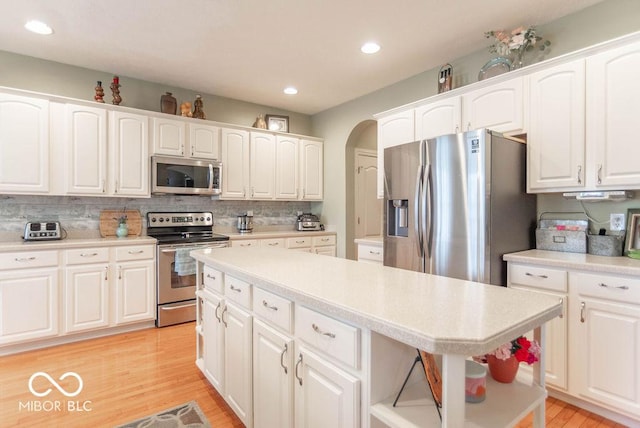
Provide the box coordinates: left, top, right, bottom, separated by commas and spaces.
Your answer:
94, 81, 105, 103
160, 92, 177, 115
192, 94, 206, 119
110, 76, 122, 105
180, 102, 193, 117
252, 114, 267, 129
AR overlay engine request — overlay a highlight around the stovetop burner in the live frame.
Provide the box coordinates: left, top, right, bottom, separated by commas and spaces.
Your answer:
146, 211, 229, 244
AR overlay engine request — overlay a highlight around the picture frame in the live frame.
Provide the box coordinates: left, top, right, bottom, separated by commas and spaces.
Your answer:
265, 114, 289, 133
624, 208, 640, 256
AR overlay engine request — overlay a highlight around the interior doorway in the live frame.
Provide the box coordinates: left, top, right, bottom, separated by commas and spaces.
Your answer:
354, 149, 382, 239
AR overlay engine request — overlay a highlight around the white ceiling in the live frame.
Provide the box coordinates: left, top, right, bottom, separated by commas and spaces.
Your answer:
0, 0, 603, 115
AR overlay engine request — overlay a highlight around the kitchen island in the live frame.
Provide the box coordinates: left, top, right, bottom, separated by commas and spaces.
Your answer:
191, 247, 562, 427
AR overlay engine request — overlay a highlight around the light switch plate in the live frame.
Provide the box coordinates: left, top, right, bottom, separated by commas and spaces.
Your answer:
610, 213, 625, 231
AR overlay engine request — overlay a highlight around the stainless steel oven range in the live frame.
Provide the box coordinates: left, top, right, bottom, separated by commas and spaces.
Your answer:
146, 211, 229, 327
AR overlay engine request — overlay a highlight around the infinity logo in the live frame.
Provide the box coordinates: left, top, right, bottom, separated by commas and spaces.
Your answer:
28, 372, 83, 398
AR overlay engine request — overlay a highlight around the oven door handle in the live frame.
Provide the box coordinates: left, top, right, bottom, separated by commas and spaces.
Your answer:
160, 245, 227, 254
160, 303, 196, 311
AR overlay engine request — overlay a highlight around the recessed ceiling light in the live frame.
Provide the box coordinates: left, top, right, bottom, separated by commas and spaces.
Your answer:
284, 87, 298, 95
361, 42, 380, 54
25, 20, 53, 35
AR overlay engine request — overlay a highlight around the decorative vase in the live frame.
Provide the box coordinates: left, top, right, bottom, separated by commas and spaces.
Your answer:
116, 223, 129, 238
510, 46, 526, 70
161, 92, 177, 115
486, 355, 519, 383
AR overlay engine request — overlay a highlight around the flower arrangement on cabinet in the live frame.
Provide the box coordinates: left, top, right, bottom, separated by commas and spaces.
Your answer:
488, 335, 541, 364
485, 26, 550, 68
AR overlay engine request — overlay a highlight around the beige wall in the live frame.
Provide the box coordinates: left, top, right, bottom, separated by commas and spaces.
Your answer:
311, 0, 640, 257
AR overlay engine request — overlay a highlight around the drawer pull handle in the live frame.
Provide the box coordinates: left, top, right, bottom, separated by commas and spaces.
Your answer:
369, 250, 380, 255
268, 242, 279, 246
296, 240, 305, 244
15, 257, 36, 262
262, 300, 278, 311
206, 274, 216, 280
280, 344, 288, 374
229, 285, 242, 293
81, 252, 98, 257
580, 301, 586, 323
559, 297, 563, 319
295, 354, 303, 386
598, 282, 629, 290
104, 266, 108, 281
215, 302, 222, 322
312, 323, 336, 338
128, 250, 144, 254
525, 272, 548, 279
321, 238, 329, 242
241, 243, 252, 247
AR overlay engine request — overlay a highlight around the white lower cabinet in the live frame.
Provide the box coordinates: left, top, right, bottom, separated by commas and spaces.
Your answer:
294, 344, 360, 428
64, 264, 110, 333
114, 258, 155, 324
202, 292, 225, 391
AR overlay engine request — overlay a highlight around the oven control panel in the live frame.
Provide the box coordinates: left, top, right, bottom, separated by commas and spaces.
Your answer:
147, 212, 213, 228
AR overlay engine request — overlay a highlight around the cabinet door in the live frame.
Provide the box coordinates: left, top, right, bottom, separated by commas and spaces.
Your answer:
275, 135, 300, 200
250, 132, 276, 199
587, 40, 640, 188
224, 301, 253, 427
64, 264, 110, 332
114, 260, 155, 324
253, 319, 294, 428
528, 60, 586, 192
110, 111, 149, 197
300, 140, 323, 200
294, 345, 360, 428
221, 128, 250, 199
152, 117, 186, 156
0, 93, 49, 194
0, 268, 58, 344
203, 293, 225, 393
189, 123, 220, 159
376, 110, 414, 198
571, 296, 640, 417
414, 97, 461, 140
65, 104, 108, 195
461, 77, 524, 133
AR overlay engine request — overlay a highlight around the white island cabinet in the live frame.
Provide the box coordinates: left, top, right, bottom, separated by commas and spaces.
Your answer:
192, 247, 561, 428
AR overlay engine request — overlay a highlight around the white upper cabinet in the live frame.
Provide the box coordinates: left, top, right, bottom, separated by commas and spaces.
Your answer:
152, 116, 187, 157
299, 139, 323, 200
376, 110, 415, 198
221, 127, 250, 199
586, 40, 640, 189
275, 135, 300, 200
0, 93, 50, 194
109, 111, 150, 197
527, 59, 586, 192
250, 132, 277, 199
414, 97, 461, 140
189, 122, 220, 159
65, 104, 108, 195
461, 76, 524, 133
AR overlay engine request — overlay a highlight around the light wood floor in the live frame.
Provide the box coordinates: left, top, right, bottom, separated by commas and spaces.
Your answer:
0, 322, 627, 428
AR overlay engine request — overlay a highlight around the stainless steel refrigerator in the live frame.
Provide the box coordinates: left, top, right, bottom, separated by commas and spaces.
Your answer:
383, 129, 536, 286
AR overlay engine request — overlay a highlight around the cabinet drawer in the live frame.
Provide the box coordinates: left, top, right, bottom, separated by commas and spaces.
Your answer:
357, 244, 383, 262
203, 265, 223, 294
114, 245, 154, 262
287, 236, 311, 249
225, 275, 251, 308
509, 264, 567, 292
231, 239, 258, 248
259, 238, 286, 249
65, 248, 109, 265
574, 272, 640, 305
252, 287, 292, 333
295, 306, 360, 369
0, 250, 58, 270
312, 235, 336, 247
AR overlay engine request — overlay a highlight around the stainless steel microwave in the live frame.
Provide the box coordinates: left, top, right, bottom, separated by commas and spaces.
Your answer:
152, 156, 222, 195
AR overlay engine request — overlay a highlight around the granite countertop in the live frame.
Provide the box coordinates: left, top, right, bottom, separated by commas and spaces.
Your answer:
191, 247, 561, 356
504, 249, 640, 276
354, 236, 383, 246
0, 236, 157, 251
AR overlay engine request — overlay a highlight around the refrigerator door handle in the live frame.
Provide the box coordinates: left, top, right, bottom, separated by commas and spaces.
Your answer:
423, 164, 432, 259
414, 165, 424, 259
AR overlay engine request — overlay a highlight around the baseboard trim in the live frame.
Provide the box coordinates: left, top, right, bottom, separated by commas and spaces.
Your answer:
548, 387, 640, 427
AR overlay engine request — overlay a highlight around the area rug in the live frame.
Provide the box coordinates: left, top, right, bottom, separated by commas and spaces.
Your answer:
114, 401, 211, 428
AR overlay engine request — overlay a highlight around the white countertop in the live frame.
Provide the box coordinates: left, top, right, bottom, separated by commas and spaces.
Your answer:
223, 230, 336, 240
504, 249, 640, 276
191, 247, 561, 355
354, 236, 383, 246
0, 236, 157, 251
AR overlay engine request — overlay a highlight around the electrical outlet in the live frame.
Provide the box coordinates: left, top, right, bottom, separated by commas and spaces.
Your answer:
610, 213, 625, 231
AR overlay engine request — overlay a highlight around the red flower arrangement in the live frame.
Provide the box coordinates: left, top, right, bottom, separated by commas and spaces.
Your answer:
487, 335, 540, 365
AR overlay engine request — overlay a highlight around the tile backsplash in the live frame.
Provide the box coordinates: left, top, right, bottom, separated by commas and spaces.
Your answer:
0, 194, 317, 239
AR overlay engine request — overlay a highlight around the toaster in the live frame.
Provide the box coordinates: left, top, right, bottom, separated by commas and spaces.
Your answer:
24, 221, 62, 241
296, 213, 322, 231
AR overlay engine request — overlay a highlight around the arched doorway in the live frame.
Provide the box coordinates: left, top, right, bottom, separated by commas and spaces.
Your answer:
344, 119, 382, 260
